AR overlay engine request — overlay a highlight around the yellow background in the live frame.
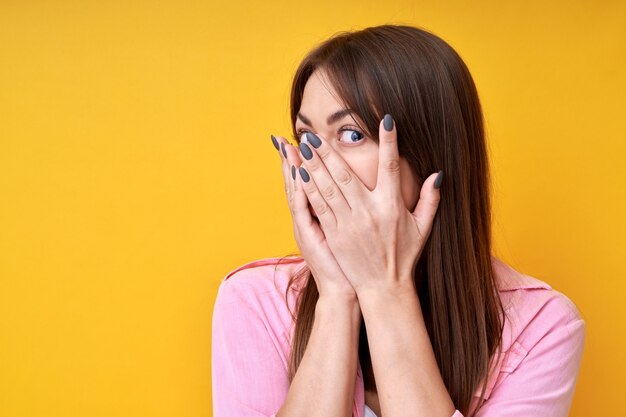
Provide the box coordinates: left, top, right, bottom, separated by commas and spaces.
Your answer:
1, 1, 624, 416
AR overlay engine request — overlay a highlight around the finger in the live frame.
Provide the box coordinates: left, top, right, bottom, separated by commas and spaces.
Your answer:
270, 134, 281, 153
301, 132, 369, 209
281, 138, 305, 215
376, 114, 402, 200
273, 135, 297, 213
297, 163, 338, 232
411, 171, 443, 240
298, 133, 353, 219
272, 135, 300, 218
274, 136, 310, 220
275, 135, 326, 243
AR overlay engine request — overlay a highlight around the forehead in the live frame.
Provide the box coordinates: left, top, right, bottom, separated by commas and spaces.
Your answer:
299, 69, 344, 114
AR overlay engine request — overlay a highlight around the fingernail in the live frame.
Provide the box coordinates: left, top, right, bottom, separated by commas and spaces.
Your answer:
281, 142, 287, 158
291, 165, 296, 180
299, 142, 313, 160
270, 134, 279, 151
305, 132, 322, 148
383, 114, 394, 131
299, 167, 310, 182
434, 170, 444, 189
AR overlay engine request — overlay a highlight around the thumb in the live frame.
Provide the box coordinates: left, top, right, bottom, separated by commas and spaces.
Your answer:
411, 170, 443, 238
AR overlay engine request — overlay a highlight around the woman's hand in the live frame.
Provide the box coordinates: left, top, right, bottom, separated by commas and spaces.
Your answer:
293, 114, 442, 296
272, 134, 357, 301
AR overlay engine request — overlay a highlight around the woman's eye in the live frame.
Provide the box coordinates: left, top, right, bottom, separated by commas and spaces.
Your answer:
295, 129, 365, 144
339, 129, 364, 144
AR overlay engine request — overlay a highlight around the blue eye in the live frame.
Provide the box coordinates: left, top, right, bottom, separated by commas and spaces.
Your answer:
294, 128, 365, 144
339, 129, 364, 144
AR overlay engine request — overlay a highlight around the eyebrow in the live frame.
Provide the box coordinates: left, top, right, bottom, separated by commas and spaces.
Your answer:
297, 108, 354, 127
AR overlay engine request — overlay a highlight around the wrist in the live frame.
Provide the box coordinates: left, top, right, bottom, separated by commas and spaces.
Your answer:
316, 294, 361, 319
356, 279, 417, 301
356, 280, 421, 317
317, 288, 359, 304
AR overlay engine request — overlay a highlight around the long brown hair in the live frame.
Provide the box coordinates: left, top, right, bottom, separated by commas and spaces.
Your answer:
279, 24, 505, 416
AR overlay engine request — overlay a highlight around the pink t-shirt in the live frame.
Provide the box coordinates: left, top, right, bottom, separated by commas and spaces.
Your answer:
211, 255, 585, 417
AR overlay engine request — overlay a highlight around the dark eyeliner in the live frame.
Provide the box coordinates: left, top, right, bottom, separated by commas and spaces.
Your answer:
295, 127, 365, 143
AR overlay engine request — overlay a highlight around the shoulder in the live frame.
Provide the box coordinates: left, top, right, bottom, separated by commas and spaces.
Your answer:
469, 257, 586, 413
217, 255, 307, 301
472, 257, 586, 402
492, 256, 585, 348
211, 258, 308, 410
213, 256, 308, 341
492, 257, 582, 332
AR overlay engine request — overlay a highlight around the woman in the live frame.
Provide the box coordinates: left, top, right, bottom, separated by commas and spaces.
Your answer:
212, 24, 585, 417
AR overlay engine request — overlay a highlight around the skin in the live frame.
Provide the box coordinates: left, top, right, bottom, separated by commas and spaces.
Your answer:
272, 67, 455, 417
296, 69, 421, 214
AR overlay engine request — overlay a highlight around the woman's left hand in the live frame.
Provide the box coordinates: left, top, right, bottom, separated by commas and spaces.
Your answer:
294, 114, 443, 296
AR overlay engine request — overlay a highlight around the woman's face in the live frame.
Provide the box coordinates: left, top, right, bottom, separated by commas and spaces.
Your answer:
295, 68, 421, 213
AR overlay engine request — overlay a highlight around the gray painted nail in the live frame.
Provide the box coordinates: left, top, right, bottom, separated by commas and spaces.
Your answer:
271, 134, 279, 151
434, 170, 444, 189
291, 165, 296, 180
299, 167, 310, 182
299, 142, 313, 160
383, 114, 394, 131
305, 132, 322, 148
280, 142, 287, 158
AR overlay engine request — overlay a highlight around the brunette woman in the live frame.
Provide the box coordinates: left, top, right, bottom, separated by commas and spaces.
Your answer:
212, 24, 585, 417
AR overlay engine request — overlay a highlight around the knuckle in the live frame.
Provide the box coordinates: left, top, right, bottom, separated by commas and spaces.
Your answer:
387, 197, 403, 213
383, 135, 396, 143
385, 209, 400, 224
314, 200, 331, 216
384, 159, 401, 173
379, 208, 397, 223
306, 157, 320, 171
315, 146, 331, 160
335, 168, 353, 186
321, 184, 339, 200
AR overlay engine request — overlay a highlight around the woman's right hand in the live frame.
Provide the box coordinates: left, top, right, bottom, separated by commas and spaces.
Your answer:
272, 134, 357, 302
